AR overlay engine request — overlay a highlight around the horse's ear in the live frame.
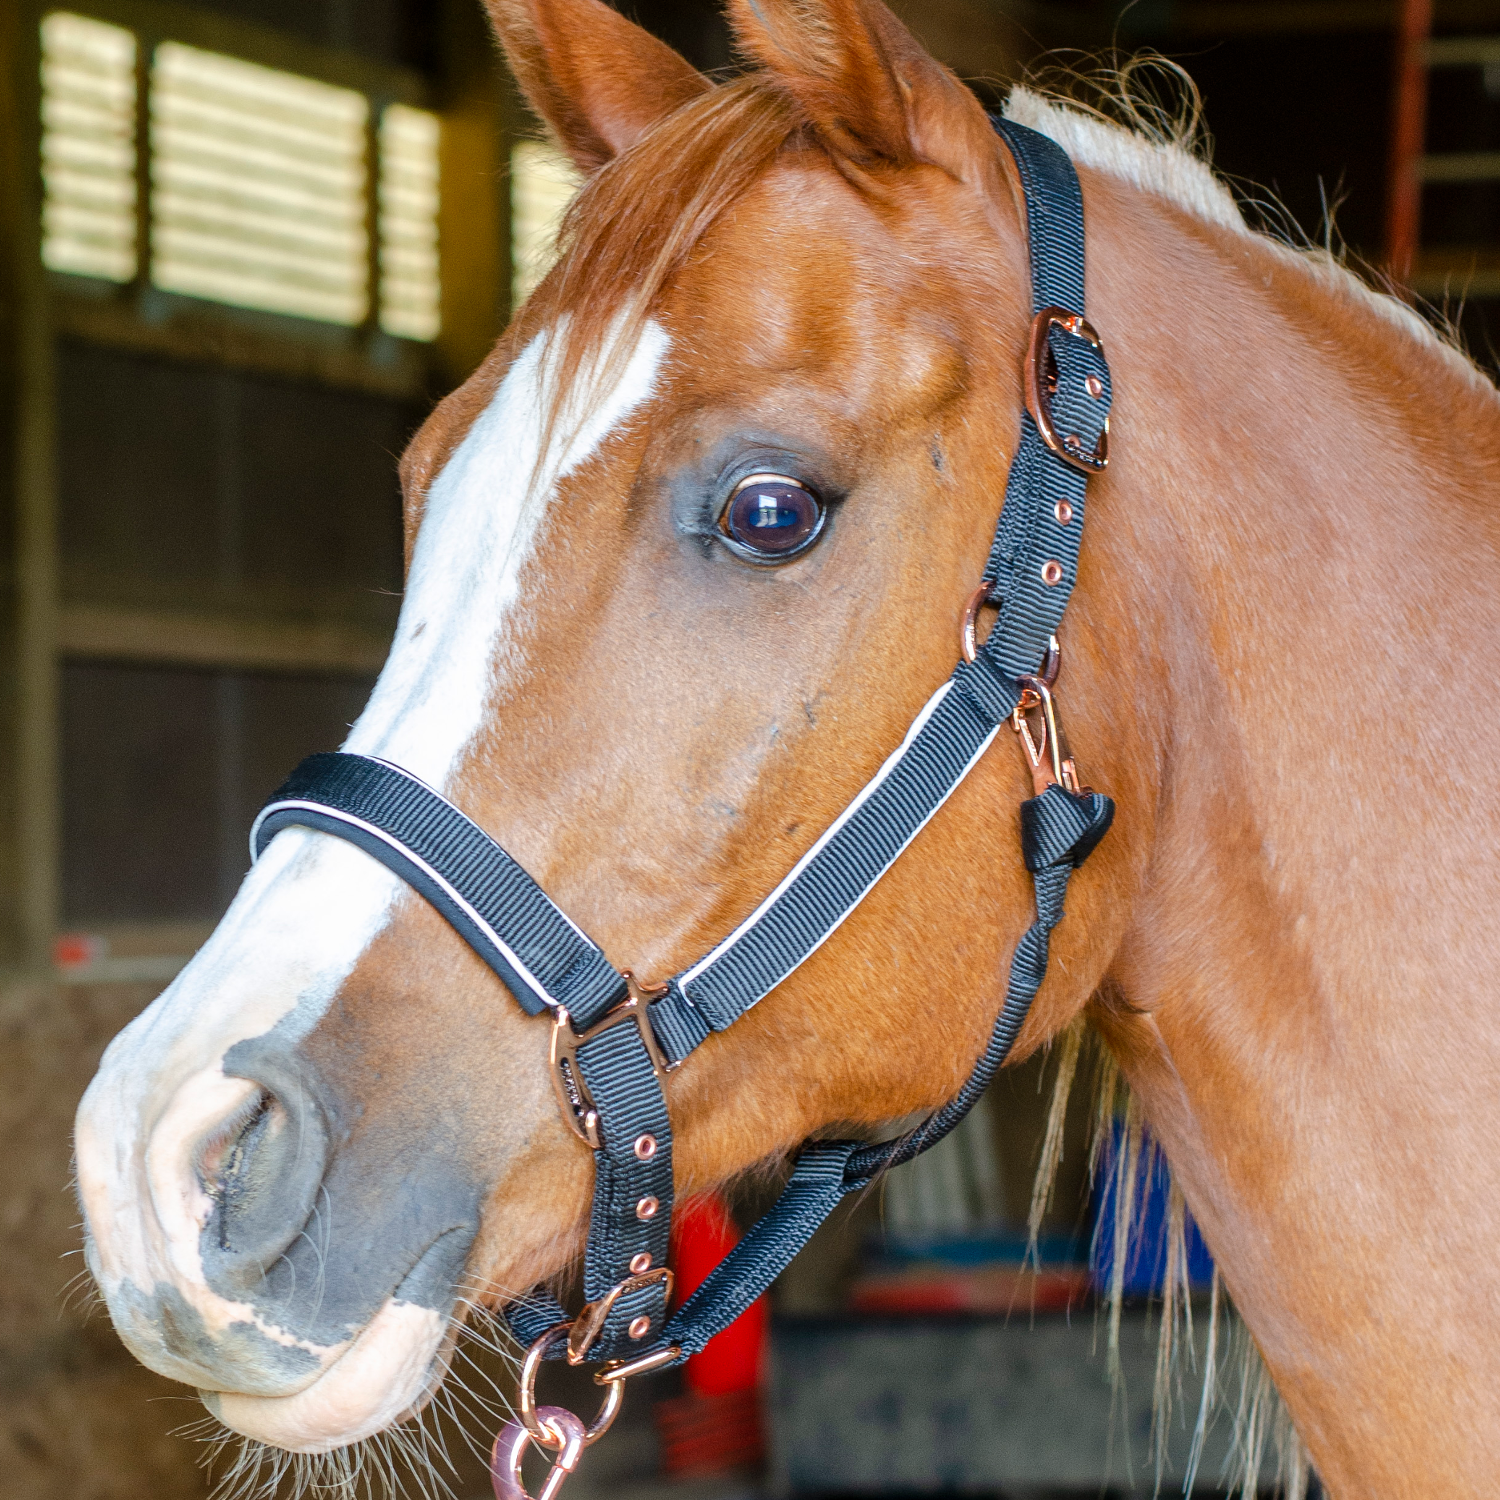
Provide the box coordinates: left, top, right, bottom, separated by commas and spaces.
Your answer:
725, 0, 995, 177
484, 0, 710, 173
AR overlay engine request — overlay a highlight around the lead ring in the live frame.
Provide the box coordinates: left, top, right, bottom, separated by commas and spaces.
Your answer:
519, 1323, 625, 1447
960, 585, 997, 663
959, 589, 1063, 689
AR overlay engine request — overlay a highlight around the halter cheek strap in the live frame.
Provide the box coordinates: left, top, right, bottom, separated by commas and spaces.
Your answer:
251, 118, 1113, 1395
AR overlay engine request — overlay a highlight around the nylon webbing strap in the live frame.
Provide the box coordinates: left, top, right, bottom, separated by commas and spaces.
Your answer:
252, 754, 627, 1025
645, 677, 1012, 1061
978, 121, 1110, 681
574, 1023, 674, 1356
249, 115, 1114, 1381
648, 784, 1112, 1360
996, 116, 1084, 316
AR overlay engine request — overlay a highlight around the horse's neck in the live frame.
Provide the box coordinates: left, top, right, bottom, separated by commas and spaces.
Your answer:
1092, 186, 1500, 1489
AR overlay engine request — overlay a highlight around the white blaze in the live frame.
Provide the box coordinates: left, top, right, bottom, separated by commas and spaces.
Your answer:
74, 319, 669, 1449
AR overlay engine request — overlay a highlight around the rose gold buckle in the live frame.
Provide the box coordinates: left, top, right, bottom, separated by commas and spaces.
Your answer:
550, 972, 673, 1149
1025, 308, 1109, 474
567, 1266, 675, 1364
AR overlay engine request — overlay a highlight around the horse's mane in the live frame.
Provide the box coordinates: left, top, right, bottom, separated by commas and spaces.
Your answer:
519, 57, 1496, 450
1005, 71, 1498, 399
514, 78, 805, 455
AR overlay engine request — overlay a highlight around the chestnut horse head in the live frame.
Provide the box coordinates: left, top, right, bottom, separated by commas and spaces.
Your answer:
76, 0, 1500, 1490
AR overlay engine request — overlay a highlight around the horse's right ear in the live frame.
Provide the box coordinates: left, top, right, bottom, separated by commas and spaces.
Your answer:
484, 0, 710, 174
725, 0, 997, 181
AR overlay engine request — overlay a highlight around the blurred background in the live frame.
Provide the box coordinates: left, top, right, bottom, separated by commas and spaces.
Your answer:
0, 0, 1489, 1494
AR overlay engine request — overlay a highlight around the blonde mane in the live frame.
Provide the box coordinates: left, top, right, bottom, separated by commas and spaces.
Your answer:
1004, 82, 1499, 400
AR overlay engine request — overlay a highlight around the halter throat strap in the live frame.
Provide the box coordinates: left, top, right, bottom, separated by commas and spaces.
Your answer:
251, 117, 1113, 1376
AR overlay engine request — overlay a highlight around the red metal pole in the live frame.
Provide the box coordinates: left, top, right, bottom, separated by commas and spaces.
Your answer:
653, 1195, 769, 1478
1387, 0, 1434, 281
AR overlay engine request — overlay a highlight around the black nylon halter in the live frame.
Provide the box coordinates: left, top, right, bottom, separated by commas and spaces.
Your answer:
251, 118, 1114, 1380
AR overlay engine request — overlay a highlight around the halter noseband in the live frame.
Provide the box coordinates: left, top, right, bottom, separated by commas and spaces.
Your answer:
251, 118, 1113, 1473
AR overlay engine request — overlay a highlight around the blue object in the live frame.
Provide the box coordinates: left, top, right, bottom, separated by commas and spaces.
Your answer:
874, 1229, 1086, 1268
1090, 1125, 1215, 1296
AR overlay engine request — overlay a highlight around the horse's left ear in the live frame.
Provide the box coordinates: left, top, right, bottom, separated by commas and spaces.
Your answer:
485, 0, 710, 173
725, 0, 996, 178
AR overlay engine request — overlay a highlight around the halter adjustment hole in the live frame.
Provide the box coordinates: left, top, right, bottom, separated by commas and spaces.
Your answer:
633, 1134, 658, 1161
1054, 500, 1073, 526
628, 1316, 651, 1341
629, 1252, 653, 1274
1041, 560, 1064, 586
635, 1195, 659, 1220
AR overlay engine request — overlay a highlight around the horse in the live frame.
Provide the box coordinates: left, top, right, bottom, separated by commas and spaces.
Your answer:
73, 0, 1500, 1492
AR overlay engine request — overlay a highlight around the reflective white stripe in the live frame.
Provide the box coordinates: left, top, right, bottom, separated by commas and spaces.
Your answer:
678, 680, 997, 992
252, 799, 559, 1011
363, 755, 596, 946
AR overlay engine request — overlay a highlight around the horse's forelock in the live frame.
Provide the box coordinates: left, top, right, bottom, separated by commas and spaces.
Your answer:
514, 78, 810, 452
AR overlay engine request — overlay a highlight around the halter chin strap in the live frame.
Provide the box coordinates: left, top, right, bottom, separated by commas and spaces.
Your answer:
251, 119, 1113, 1386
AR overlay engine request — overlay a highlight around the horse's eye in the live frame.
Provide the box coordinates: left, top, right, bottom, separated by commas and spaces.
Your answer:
720, 473, 825, 561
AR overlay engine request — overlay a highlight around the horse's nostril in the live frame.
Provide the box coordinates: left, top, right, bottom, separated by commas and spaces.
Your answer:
198, 1090, 280, 1251
195, 1055, 330, 1291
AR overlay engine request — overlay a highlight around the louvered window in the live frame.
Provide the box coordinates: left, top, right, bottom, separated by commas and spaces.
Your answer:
38, 12, 442, 340
510, 139, 582, 307
40, 12, 137, 282
151, 43, 369, 325
380, 105, 441, 340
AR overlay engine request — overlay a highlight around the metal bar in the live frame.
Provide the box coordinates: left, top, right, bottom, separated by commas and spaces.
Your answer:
8, 0, 62, 969
1426, 32, 1500, 61
1386, 0, 1434, 278
1419, 150, 1500, 179
8, 2, 61, 972
56, 604, 392, 675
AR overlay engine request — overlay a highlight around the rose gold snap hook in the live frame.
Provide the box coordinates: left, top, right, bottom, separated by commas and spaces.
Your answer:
491, 1407, 586, 1500
1009, 648, 1085, 798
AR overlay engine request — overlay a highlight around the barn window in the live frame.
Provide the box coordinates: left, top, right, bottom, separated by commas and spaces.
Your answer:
150, 43, 369, 325
379, 104, 442, 340
38, 11, 442, 340
39, 12, 138, 282
510, 139, 581, 307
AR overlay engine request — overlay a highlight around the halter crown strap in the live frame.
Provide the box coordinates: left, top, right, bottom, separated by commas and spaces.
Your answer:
251, 117, 1113, 1372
